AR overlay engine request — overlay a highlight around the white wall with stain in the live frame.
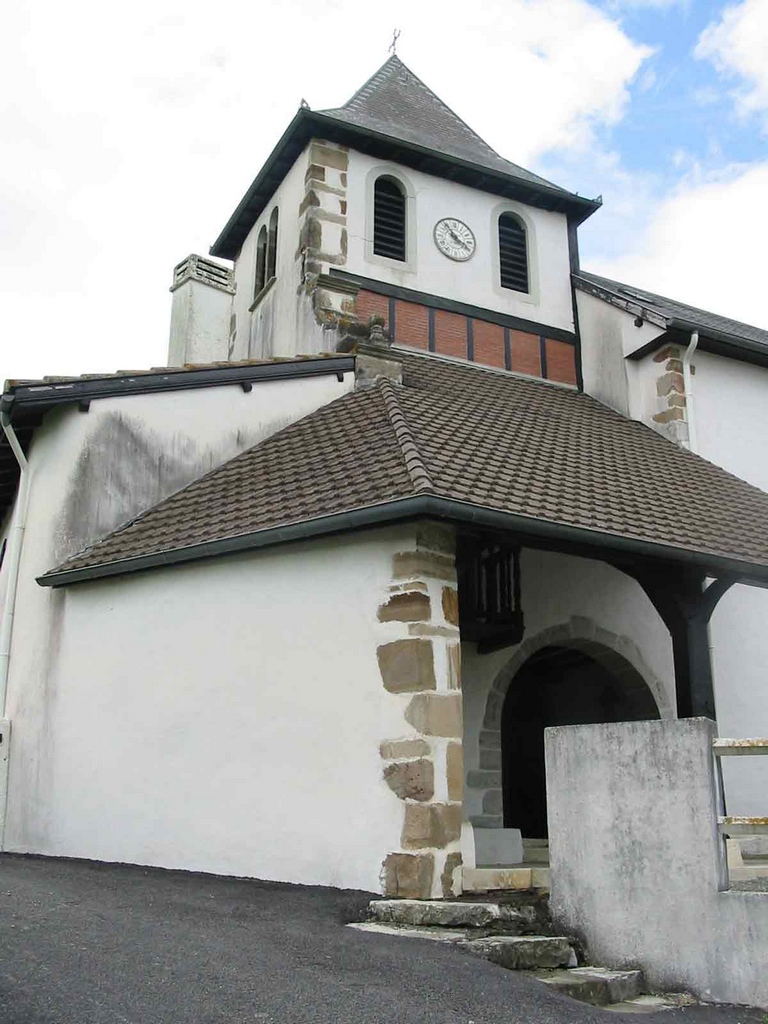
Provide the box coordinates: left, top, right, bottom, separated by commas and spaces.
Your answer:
4, 529, 408, 893
2, 370, 354, 850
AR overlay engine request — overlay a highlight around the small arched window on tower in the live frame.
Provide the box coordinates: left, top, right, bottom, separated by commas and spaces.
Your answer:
498, 213, 529, 293
254, 225, 268, 300
266, 207, 279, 281
373, 177, 406, 261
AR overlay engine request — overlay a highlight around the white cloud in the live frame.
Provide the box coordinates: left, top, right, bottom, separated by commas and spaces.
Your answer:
587, 161, 768, 329
696, 0, 768, 128
0, 0, 651, 379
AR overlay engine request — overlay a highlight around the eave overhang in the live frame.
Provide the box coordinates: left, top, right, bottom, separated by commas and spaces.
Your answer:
0, 356, 355, 524
210, 109, 602, 260
574, 274, 768, 370
36, 495, 768, 590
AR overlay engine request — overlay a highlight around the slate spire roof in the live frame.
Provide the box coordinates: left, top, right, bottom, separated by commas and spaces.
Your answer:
318, 55, 563, 194
40, 351, 768, 588
210, 56, 599, 259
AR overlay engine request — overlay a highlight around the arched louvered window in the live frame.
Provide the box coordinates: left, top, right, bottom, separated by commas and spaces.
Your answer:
254, 225, 268, 299
266, 207, 279, 281
498, 213, 529, 293
373, 177, 406, 261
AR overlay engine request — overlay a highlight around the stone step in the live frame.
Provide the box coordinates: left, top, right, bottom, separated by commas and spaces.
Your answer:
527, 966, 643, 1006
604, 993, 698, 1014
350, 922, 577, 971
522, 838, 550, 865
367, 898, 543, 934
462, 866, 550, 892
458, 935, 577, 971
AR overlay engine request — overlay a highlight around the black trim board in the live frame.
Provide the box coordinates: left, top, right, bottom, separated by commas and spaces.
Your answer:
210, 108, 601, 260
331, 270, 576, 344
4, 357, 356, 418
38, 495, 768, 590
627, 327, 768, 371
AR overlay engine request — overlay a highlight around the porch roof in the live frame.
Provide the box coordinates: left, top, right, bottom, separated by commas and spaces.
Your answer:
39, 351, 768, 588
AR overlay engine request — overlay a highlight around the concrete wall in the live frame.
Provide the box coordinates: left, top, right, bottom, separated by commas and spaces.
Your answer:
4, 529, 411, 892
460, 549, 676, 826
547, 718, 768, 1007
345, 153, 575, 335
2, 371, 354, 849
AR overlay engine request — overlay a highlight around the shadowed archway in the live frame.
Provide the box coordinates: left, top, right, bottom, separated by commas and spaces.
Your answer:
502, 643, 661, 838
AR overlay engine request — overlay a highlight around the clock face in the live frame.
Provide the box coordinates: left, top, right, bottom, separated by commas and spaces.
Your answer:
434, 218, 476, 262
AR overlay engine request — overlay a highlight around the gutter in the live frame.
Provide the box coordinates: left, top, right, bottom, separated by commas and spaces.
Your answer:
5, 356, 355, 414
37, 495, 768, 591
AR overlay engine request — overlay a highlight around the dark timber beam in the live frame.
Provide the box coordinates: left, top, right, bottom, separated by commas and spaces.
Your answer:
621, 564, 735, 720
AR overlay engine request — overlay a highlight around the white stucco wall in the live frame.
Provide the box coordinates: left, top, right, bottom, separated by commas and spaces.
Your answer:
692, 351, 768, 816
345, 153, 575, 334
4, 530, 409, 892
577, 289, 664, 420
2, 371, 354, 848
460, 548, 676, 822
230, 147, 309, 361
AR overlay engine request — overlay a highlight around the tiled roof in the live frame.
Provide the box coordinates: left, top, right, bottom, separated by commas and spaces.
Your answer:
42, 352, 768, 585
319, 56, 570, 197
576, 271, 768, 351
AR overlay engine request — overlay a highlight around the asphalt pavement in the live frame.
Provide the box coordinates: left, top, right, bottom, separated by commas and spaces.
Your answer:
0, 854, 764, 1024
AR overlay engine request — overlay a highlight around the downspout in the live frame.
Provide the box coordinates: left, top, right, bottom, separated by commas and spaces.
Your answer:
682, 331, 699, 452
0, 407, 29, 717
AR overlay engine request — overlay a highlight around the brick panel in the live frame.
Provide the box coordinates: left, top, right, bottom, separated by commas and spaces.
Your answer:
472, 320, 505, 369
356, 290, 390, 330
434, 310, 468, 360
396, 300, 429, 350
509, 330, 541, 377
545, 338, 578, 386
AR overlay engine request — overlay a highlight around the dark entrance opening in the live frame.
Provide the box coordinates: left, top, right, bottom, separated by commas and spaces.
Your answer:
501, 643, 661, 838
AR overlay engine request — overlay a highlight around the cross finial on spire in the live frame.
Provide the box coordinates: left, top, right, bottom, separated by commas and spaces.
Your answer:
388, 29, 401, 56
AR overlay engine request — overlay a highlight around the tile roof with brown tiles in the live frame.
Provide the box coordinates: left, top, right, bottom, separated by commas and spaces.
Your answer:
40, 351, 768, 585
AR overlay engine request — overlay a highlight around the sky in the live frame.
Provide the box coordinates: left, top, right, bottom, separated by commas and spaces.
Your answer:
1, 0, 767, 380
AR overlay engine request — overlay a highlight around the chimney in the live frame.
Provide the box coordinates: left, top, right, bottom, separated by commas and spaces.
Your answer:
168, 255, 235, 366
354, 315, 403, 387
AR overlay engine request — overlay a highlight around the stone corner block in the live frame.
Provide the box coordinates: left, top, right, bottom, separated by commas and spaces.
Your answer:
382, 852, 435, 899
383, 758, 434, 801
405, 694, 462, 738
447, 742, 464, 802
441, 587, 459, 627
378, 591, 431, 624
401, 803, 462, 850
377, 639, 435, 693
441, 851, 463, 898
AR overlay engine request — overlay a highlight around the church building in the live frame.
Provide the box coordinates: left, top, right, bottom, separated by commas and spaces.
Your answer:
1, 56, 767, 906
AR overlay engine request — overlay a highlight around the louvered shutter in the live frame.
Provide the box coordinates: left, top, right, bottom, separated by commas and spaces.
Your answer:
498, 214, 529, 293
373, 178, 406, 261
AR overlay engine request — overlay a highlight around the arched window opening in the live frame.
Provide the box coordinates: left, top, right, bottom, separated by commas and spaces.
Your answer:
373, 177, 406, 261
266, 207, 279, 282
498, 213, 529, 293
254, 225, 268, 300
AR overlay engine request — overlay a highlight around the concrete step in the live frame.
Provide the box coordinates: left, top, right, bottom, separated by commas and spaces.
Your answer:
527, 966, 643, 1006
367, 897, 547, 934
350, 921, 576, 970
462, 866, 550, 892
522, 838, 550, 865
458, 935, 577, 970
604, 993, 698, 1014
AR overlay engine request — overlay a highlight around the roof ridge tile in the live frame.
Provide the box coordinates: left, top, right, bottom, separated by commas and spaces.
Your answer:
377, 376, 433, 494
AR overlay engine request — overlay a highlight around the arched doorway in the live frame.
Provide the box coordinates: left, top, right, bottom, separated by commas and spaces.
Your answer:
501, 643, 661, 838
